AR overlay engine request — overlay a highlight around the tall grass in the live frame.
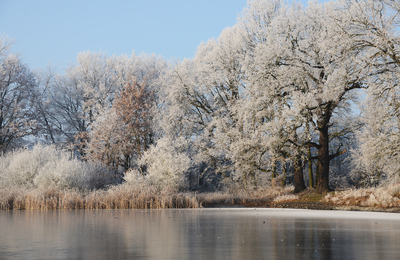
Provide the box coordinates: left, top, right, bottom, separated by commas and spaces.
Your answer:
0, 184, 201, 210
0, 184, 298, 210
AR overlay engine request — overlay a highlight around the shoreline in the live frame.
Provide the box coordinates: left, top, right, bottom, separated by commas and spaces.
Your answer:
1, 186, 400, 213
201, 199, 400, 213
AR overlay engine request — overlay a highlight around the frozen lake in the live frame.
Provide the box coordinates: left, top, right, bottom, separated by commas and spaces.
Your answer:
1, 208, 399, 259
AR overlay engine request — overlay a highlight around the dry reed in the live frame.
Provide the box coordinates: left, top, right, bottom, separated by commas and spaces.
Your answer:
0, 184, 201, 210
196, 185, 295, 206
0, 184, 297, 210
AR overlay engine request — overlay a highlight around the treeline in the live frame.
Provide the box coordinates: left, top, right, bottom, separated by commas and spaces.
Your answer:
1, 0, 400, 194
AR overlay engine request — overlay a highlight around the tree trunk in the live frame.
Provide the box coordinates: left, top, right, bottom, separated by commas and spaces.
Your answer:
271, 160, 277, 178
308, 147, 314, 188
293, 158, 306, 193
316, 126, 331, 193
281, 161, 287, 187
315, 160, 319, 189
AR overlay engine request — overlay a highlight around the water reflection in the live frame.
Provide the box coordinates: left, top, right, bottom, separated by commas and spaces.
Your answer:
0, 209, 399, 259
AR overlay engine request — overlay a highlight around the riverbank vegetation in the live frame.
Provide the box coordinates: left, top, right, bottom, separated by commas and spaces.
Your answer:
1, 145, 399, 211
2, 0, 400, 211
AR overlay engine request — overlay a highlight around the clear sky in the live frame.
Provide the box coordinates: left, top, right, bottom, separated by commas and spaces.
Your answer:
0, 0, 313, 72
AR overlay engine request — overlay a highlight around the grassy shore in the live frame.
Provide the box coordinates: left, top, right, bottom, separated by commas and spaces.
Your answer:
1, 184, 400, 212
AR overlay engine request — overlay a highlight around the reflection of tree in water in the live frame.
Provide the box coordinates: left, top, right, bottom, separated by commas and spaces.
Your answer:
268, 217, 398, 260
45, 210, 189, 259
60, 210, 142, 259
66, 211, 400, 260
2, 210, 400, 259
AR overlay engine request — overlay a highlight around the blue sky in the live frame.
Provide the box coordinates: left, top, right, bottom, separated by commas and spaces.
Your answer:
1, 0, 312, 72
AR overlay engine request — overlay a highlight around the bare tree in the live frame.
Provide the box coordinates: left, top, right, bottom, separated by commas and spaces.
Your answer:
0, 49, 37, 152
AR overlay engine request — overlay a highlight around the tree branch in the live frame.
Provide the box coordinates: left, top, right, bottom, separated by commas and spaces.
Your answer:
303, 141, 321, 150
329, 149, 347, 160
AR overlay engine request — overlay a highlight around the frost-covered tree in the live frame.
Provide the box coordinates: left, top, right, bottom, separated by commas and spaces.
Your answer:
342, 0, 400, 184
85, 78, 155, 172
32, 67, 66, 145
47, 71, 87, 146
157, 0, 361, 192
67, 51, 124, 126
84, 108, 120, 169
237, 0, 366, 192
36, 52, 165, 155
156, 24, 248, 189
153, 0, 378, 193
0, 37, 37, 152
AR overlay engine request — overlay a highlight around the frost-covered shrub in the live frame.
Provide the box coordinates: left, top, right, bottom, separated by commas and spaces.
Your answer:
0, 145, 116, 190
0, 145, 56, 188
323, 184, 400, 207
124, 137, 191, 191
123, 169, 149, 187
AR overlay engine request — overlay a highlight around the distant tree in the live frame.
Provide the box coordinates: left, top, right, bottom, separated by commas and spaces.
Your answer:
47, 71, 87, 146
32, 67, 64, 145
85, 77, 155, 172
113, 78, 155, 170
34, 52, 165, 156
0, 37, 37, 152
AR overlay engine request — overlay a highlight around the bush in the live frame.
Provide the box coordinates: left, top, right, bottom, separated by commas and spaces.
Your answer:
0, 145, 116, 191
123, 137, 191, 191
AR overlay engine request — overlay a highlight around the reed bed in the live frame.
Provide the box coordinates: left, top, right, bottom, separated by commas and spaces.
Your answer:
0, 184, 297, 210
4, 184, 400, 210
7, 183, 400, 210
0, 184, 201, 210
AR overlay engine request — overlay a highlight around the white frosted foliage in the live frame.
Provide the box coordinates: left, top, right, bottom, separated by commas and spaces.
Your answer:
0, 145, 114, 190
124, 137, 191, 191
